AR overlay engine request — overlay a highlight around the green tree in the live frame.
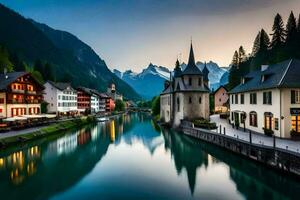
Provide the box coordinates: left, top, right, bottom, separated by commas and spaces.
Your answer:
238, 46, 246, 64
114, 99, 125, 111
44, 62, 55, 81
0, 46, 13, 72
252, 29, 270, 56
270, 13, 286, 49
286, 11, 297, 43
232, 50, 239, 67
151, 96, 160, 116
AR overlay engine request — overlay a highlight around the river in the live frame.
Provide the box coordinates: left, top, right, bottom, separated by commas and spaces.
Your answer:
0, 113, 299, 200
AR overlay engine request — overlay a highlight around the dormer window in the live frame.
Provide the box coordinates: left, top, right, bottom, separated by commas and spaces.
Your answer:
241, 77, 245, 84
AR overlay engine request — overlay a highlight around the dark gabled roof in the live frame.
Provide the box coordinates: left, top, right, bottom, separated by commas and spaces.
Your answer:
181, 43, 203, 76
202, 62, 209, 81
229, 59, 300, 94
77, 86, 93, 95
0, 71, 45, 91
47, 81, 74, 91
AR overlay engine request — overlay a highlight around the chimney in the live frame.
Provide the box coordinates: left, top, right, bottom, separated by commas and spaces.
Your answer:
261, 65, 269, 71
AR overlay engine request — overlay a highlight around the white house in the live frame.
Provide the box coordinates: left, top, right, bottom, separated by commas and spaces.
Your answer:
160, 43, 210, 128
44, 81, 78, 115
90, 89, 101, 113
229, 59, 300, 138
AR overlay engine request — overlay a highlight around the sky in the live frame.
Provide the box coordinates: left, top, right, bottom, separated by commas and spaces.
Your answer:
0, 0, 299, 72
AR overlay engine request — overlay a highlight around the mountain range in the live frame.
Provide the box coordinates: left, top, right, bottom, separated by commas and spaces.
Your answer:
114, 61, 229, 99
0, 4, 140, 100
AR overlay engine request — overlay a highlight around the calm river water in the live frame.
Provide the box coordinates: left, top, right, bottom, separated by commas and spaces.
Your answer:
0, 113, 300, 200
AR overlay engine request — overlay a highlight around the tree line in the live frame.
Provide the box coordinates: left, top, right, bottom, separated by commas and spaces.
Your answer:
228, 11, 300, 90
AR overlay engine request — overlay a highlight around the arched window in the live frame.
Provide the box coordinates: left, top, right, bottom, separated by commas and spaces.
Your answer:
189, 77, 192, 86
189, 96, 192, 104
199, 97, 202, 104
198, 78, 202, 86
249, 111, 257, 127
177, 97, 180, 112
264, 112, 273, 130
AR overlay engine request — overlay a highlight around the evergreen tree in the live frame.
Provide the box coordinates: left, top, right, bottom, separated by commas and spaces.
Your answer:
238, 46, 246, 63
297, 14, 300, 33
286, 11, 297, 43
270, 13, 286, 48
252, 29, 270, 56
0, 46, 13, 72
232, 50, 239, 68
34, 59, 45, 75
44, 62, 55, 81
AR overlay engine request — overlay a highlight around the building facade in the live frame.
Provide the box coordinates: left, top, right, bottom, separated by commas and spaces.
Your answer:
0, 72, 44, 118
107, 83, 123, 101
160, 43, 210, 128
44, 81, 78, 115
77, 87, 91, 113
229, 59, 300, 138
213, 86, 229, 113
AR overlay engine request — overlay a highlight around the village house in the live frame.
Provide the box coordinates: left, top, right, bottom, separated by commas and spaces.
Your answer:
89, 89, 101, 113
0, 72, 44, 118
160, 43, 210, 127
213, 85, 229, 113
43, 81, 78, 115
77, 87, 92, 114
229, 59, 300, 138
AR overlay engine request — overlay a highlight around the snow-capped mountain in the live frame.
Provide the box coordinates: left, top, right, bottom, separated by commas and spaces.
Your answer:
114, 61, 228, 99
114, 63, 170, 100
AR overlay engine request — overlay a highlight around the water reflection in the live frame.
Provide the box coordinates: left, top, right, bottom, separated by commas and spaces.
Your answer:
0, 113, 299, 200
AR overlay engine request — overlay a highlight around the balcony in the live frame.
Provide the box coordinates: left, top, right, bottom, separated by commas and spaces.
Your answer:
11, 89, 25, 94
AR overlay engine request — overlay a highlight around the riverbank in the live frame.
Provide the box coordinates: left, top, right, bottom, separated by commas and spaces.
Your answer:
181, 123, 300, 177
0, 116, 96, 149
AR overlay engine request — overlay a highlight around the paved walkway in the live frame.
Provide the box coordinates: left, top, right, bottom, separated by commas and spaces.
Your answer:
0, 125, 49, 139
210, 114, 300, 154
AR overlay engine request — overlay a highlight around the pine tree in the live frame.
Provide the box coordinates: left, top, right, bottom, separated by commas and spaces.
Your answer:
270, 13, 286, 48
286, 11, 297, 43
238, 46, 246, 63
252, 29, 270, 56
232, 50, 239, 67
44, 62, 55, 81
0, 46, 13, 72
298, 14, 300, 33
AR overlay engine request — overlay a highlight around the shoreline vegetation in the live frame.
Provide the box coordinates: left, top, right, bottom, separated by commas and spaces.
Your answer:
0, 116, 97, 149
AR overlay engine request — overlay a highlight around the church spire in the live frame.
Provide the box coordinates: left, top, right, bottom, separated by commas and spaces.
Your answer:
188, 42, 196, 66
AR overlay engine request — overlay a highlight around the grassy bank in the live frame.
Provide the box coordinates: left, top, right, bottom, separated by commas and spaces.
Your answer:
0, 116, 96, 149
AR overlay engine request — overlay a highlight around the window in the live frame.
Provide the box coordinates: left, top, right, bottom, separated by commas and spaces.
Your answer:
292, 115, 300, 133
275, 118, 279, 130
198, 78, 202, 86
231, 95, 234, 104
235, 94, 238, 104
240, 94, 244, 104
250, 93, 257, 104
0, 98, 4, 104
249, 111, 257, 127
219, 98, 221, 102
0, 108, 2, 113
199, 97, 202, 104
291, 90, 300, 104
189, 78, 192, 86
177, 97, 180, 112
264, 112, 273, 130
189, 97, 192, 104
263, 91, 272, 105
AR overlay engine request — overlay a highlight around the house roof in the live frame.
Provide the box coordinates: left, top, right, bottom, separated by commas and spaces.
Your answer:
229, 59, 300, 94
181, 43, 203, 76
47, 81, 74, 91
77, 86, 93, 95
0, 71, 45, 91
0, 72, 27, 90
213, 85, 228, 95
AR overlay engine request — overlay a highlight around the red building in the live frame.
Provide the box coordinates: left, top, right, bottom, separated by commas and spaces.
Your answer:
0, 72, 44, 118
76, 87, 91, 113
106, 97, 115, 112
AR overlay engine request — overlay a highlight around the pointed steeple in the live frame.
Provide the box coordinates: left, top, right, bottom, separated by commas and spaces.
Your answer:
188, 42, 195, 66
174, 58, 182, 77
181, 41, 203, 76
202, 62, 209, 81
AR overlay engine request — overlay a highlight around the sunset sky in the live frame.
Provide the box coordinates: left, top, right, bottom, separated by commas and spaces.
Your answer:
1, 0, 299, 72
